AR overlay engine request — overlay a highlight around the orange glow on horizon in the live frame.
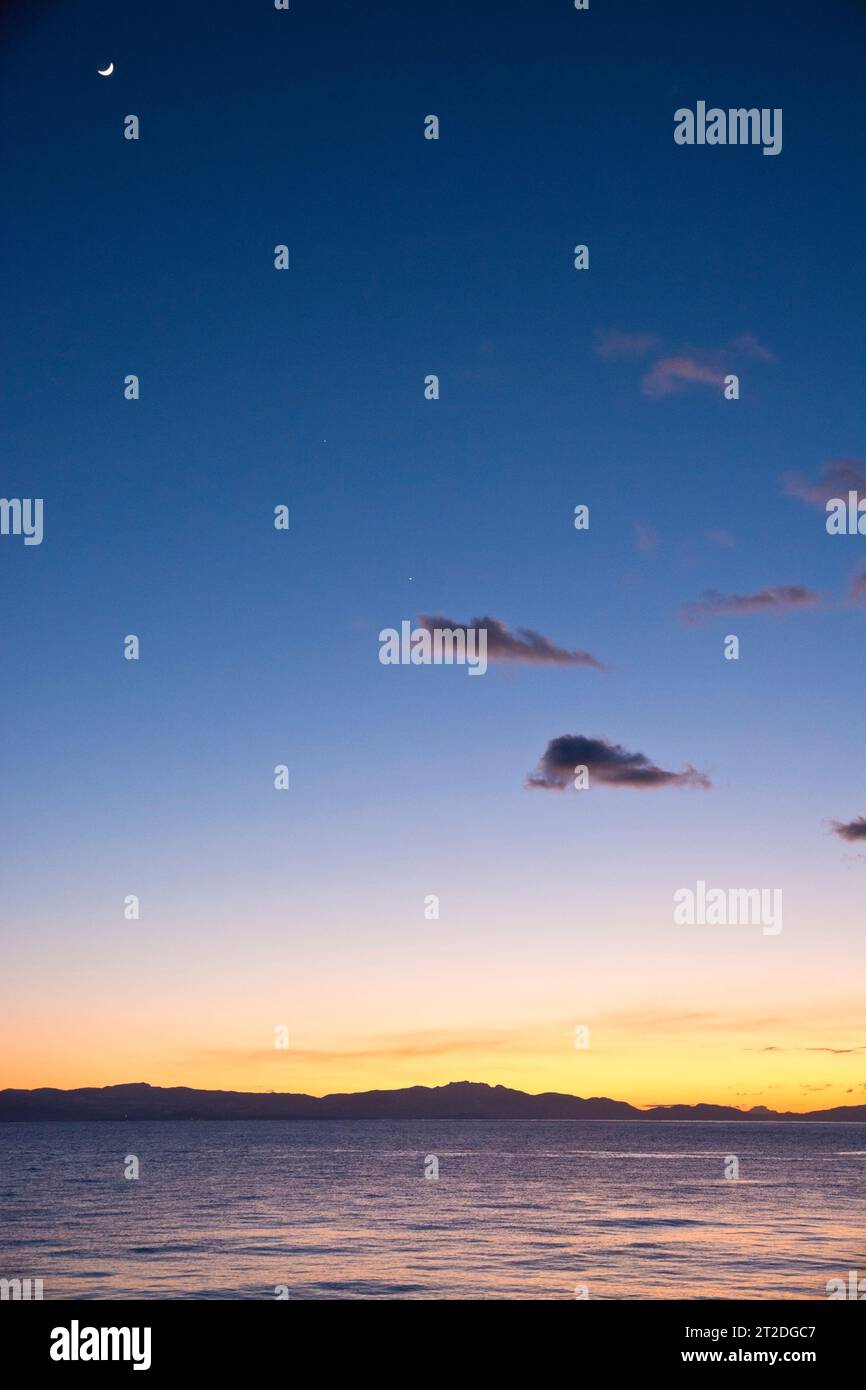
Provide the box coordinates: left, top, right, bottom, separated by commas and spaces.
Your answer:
3, 1004, 864, 1115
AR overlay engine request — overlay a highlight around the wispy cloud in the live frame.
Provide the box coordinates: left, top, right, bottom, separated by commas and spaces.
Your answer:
595, 330, 662, 360
600, 1007, 782, 1034
526, 733, 711, 791
642, 355, 726, 398
597, 329, 775, 398
729, 332, 776, 363
850, 565, 866, 607
188, 1023, 576, 1069
703, 529, 736, 549
634, 523, 659, 554
784, 458, 866, 508
749, 1044, 866, 1055
681, 585, 821, 625
418, 614, 604, 668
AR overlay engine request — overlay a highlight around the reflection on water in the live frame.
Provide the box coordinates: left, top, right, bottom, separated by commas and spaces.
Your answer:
1, 1119, 864, 1299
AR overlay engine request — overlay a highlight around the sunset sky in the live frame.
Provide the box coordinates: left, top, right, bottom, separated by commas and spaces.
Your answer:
2, 0, 865, 1112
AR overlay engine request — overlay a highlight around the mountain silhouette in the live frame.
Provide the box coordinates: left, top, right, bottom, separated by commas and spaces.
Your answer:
1, 1080, 864, 1122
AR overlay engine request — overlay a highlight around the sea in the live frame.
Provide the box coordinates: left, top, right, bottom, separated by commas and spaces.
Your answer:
1, 1119, 864, 1299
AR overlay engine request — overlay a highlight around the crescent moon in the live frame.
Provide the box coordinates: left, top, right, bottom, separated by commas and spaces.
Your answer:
97, 63, 114, 76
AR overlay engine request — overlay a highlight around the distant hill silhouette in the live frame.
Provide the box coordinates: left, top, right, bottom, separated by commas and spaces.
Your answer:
1, 1080, 865, 1122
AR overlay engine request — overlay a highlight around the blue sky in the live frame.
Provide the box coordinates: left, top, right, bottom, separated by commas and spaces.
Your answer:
2, 0, 865, 1102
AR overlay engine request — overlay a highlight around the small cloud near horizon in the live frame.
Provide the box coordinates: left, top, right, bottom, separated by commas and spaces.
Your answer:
418, 614, 605, 669
526, 733, 711, 791
747, 1045, 866, 1055
831, 816, 866, 843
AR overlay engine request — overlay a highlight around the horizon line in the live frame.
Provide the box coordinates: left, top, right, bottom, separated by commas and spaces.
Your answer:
3, 1078, 865, 1120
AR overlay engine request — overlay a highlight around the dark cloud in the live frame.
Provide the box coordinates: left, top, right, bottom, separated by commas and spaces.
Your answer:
807, 1047, 866, 1055
784, 458, 866, 508
681, 585, 820, 625
831, 817, 866, 843
526, 734, 711, 791
418, 615, 604, 669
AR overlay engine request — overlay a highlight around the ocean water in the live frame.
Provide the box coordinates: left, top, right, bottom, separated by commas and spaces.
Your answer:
1, 1119, 864, 1299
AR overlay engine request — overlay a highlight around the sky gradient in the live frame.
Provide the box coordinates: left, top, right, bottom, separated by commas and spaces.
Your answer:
2, 0, 865, 1111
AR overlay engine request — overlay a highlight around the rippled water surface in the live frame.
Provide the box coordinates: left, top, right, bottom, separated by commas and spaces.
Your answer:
1, 1120, 864, 1298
